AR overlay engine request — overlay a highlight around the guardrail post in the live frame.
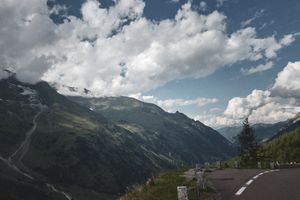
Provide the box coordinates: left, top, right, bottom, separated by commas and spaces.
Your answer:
177, 186, 189, 200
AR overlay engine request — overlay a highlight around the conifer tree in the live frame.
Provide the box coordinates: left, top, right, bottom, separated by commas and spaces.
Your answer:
238, 118, 258, 166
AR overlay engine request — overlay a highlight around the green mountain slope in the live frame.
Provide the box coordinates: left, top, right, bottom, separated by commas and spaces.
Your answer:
0, 76, 236, 200
69, 96, 236, 163
0, 78, 173, 200
262, 128, 300, 163
269, 113, 300, 141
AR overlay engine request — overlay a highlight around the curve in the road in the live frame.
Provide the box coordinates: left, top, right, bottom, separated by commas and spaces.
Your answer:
235, 169, 280, 196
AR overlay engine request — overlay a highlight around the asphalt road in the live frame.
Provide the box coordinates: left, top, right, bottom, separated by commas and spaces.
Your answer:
207, 168, 300, 200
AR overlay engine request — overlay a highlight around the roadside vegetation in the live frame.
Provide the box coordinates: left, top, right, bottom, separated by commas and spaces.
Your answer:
224, 123, 300, 168
119, 168, 215, 200
260, 128, 300, 163
120, 123, 300, 200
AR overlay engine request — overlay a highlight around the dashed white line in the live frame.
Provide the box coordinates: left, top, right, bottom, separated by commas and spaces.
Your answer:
235, 169, 280, 196
245, 179, 253, 185
252, 175, 259, 179
235, 186, 247, 195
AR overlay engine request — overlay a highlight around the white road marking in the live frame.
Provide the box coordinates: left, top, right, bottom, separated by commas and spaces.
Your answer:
235, 169, 280, 196
235, 186, 247, 195
245, 179, 253, 185
252, 175, 259, 179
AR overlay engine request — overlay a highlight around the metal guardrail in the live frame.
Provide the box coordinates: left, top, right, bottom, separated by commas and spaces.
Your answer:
276, 163, 300, 169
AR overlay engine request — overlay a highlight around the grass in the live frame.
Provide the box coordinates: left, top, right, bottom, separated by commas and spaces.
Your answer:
119, 168, 215, 200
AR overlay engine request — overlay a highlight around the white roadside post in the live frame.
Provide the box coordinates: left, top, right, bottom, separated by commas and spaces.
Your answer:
195, 164, 201, 171
270, 162, 275, 169
257, 161, 262, 169
234, 161, 239, 169
195, 170, 201, 200
198, 171, 207, 190
204, 162, 210, 170
177, 186, 189, 200
216, 161, 221, 169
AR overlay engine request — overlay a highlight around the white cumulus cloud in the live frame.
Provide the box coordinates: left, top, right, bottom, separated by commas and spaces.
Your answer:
0, 0, 58, 83
271, 61, 300, 98
130, 94, 218, 112
0, 0, 298, 97
241, 61, 274, 75
196, 62, 300, 128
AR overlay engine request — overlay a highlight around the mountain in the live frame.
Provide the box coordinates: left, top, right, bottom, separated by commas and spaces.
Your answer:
262, 128, 300, 163
69, 96, 236, 163
260, 114, 300, 163
269, 113, 300, 140
50, 82, 94, 96
0, 76, 235, 200
0, 77, 173, 200
216, 126, 242, 143
218, 121, 289, 144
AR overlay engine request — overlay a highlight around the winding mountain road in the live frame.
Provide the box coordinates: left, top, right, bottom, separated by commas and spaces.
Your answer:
8, 105, 45, 165
207, 168, 300, 200
0, 104, 73, 200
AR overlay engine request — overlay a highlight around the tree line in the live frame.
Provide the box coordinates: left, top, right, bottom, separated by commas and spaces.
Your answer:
237, 118, 300, 167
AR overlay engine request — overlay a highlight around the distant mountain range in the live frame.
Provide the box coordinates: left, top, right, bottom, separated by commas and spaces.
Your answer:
218, 114, 300, 145
0, 75, 236, 200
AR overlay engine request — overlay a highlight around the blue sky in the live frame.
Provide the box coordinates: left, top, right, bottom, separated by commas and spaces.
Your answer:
1, 0, 300, 127
143, 0, 300, 112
